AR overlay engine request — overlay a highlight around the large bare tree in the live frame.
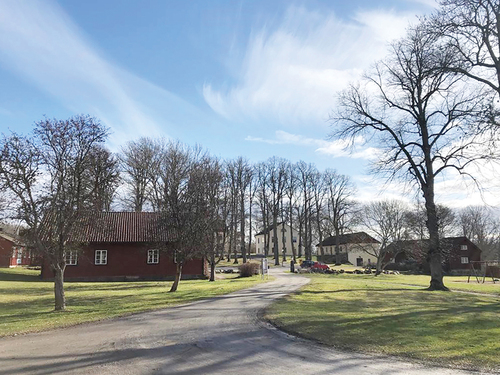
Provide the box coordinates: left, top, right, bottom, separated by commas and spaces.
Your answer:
332, 26, 497, 290
0, 115, 109, 310
431, 0, 500, 96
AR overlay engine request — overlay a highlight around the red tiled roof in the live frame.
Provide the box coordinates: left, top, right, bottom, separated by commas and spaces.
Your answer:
71, 212, 173, 243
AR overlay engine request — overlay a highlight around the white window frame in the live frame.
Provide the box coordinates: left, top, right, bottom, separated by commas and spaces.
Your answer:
461, 256, 469, 264
95, 250, 107, 265
147, 249, 159, 264
460, 245, 468, 251
65, 250, 78, 266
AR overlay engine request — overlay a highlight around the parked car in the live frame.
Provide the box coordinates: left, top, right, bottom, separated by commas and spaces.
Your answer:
300, 260, 315, 268
311, 262, 329, 271
299, 260, 329, 272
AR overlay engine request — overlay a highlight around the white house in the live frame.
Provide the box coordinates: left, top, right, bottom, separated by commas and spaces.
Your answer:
317, 232, 380, 266
254, 222, 300, 257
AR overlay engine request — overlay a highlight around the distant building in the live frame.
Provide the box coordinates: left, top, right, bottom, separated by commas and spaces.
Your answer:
385, 236, 481, 272
254, 222, 301, 257
0, 231, 31, 267
316, 232, 380, 266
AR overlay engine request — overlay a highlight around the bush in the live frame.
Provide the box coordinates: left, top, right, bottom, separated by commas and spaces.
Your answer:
238, 262, 260, 277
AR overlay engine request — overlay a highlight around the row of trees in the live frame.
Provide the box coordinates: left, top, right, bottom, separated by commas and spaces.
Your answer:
2, 114, 499, 309
119, 141, 359, 266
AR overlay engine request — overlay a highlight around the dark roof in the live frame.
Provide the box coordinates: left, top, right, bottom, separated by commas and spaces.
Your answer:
70, 212, 173, 243
0, 231, 19, 244
318, 232, 380, 246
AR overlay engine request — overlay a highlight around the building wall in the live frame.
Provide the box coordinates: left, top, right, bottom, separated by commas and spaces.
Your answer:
0, 236, 30, 267
447, 238, 481, 270
255, 223, 300, 256
41, 242, 207, 281
317, 243, 378, 266
0, 236, 13, 267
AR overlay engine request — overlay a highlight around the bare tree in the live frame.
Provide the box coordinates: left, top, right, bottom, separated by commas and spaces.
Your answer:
296, 161, 316, 260
0, 115, 109, 310
285, 162, 298, 262
266, 157, 288, 265
360, 200, 411, 275
86, 146, 120, 211
406, 203, 457, 239
458, 205, 500, 260
149, 141, 209, 292
120, 137, 160, 212
311, 171, 327, 259
431, 0, 500, 96
255, 162, 271, 257
332, 26, 497, 290
323, 169, 356, 265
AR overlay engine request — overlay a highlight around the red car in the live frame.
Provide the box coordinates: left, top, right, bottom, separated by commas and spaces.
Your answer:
311, 261, 329, 271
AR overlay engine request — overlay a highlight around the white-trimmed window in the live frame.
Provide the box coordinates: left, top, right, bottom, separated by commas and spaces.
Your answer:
461, 245, 468, 251
65, 250, 78, 266
16, 248, 22, 264
461, 256, 469, 264
147, 249, 159, 264
95, 250, 107, 265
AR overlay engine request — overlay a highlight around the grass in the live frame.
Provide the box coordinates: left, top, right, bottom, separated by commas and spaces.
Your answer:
265, 273, 500, 372
0, 267, 270, 337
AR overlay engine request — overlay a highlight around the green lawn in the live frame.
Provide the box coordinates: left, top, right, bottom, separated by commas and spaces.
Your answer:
0, 267, 269, 337
265, 273, 500, 372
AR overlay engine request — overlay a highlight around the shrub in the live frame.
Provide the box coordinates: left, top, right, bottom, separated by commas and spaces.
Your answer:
239, 262, 260, 277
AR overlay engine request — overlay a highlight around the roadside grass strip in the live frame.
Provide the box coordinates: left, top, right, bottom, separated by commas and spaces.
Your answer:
0, 267, 269, 337
265, 274, 500, 372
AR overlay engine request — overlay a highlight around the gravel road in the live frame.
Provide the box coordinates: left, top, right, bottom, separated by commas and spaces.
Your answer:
0, 267, 492, 374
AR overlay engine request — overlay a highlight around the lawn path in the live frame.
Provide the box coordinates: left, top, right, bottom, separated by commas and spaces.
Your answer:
0, 267, 493, 375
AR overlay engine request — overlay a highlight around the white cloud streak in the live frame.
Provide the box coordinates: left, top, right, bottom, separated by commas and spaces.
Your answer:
245, 130, 381, 160
204, 5, 419, 128
0, 0, 203, 147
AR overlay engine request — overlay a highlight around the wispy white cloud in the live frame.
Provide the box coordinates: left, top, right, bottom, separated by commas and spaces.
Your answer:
245, 130, 381, 160
0, 0, 204, 147
204, 5, 420, 128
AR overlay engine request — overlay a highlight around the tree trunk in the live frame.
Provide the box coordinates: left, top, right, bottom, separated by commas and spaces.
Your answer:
210, 261, 216, 282
209, 252, 216, 282
54, 264, 66, 311
424, 187, 448, 291
240, 190, 247, 263
170, 262, 183, 292
334, 227, 341, 265
273, 218, 279, 266
375, 255, 383, 276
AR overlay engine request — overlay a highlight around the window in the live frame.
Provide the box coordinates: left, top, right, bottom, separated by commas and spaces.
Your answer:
258, 238, 260, 244
95, 250, 107, 265
460, 245, 468, 251
16, 248, 22, 264
292, 237, 297, 243
65, 250, 78, 266
461, 256, 469, 264
147, 249, 159, 264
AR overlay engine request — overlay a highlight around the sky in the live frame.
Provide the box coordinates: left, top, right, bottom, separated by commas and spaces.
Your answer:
0, 0, 496, 209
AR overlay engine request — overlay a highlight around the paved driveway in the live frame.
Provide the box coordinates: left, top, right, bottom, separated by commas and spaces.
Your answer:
0, 267, 491, 374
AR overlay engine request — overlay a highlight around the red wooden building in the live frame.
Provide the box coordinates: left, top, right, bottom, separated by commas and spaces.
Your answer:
41, 212, 208, 281
0, 231, 31, 267
385, 236, 481, 272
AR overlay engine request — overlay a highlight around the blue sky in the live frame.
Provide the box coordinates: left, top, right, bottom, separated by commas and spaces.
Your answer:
2, 0, 493, 208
